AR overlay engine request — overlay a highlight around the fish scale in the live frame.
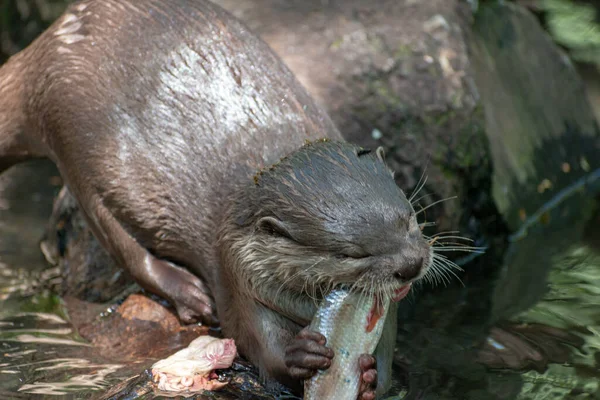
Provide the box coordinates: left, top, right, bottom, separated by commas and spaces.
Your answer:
304, 289, 390, 400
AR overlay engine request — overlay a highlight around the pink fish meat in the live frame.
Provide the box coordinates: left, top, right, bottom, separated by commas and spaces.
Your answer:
151, 335, 236, 392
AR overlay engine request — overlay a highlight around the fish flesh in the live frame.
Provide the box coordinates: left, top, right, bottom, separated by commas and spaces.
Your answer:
303, 288, 393, 400
152, 335, 236, 392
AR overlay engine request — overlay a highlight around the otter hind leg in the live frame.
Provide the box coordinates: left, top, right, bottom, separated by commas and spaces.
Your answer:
69, 186, 218, 326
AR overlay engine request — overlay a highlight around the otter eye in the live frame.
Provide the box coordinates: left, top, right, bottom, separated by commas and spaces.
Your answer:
335, 252, 369, 260
257, 217, 293, 240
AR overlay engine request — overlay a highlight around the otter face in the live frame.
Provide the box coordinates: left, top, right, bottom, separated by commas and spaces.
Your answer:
242, 140, 432, 300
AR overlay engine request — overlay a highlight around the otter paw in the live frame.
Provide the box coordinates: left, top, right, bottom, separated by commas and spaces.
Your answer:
171, 278, 219, 327
284, 328, 334, 379
358, 354, 377, 400
150, 259, 219, 327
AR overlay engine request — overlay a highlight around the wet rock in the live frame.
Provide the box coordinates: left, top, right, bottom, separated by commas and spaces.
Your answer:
470, 2, 600, 231
117, 294, 181, 332
64, 295, 207, 362
40, 186, 135, 303
94, 361, 296, 400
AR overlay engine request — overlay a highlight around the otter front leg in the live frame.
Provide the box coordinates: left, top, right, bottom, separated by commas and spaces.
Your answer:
69, 187, 218, 326
284, 328, 334, 379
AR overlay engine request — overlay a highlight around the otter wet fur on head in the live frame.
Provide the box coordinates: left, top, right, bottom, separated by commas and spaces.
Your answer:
221, 140, 430, 317
0, 0, 435, 397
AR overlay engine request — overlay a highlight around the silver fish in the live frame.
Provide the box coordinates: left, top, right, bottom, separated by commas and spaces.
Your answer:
303, 288, 390, 400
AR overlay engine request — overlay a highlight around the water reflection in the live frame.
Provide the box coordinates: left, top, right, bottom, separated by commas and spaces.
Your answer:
0, 162, 131, 398
488, 192, 600, 399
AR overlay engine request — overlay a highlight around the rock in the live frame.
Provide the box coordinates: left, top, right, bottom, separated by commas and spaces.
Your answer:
470, 1, 600, 231
117, 294, 182, 332
40, 186, 135, 303
213, 0, 492, 237
63, 295, 207, 362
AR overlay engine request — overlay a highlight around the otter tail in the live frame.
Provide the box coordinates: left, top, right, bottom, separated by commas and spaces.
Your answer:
0, 52, 39, 173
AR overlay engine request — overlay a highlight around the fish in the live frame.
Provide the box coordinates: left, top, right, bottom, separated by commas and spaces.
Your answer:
303, 285, 409, 400
151, 335, 237, 392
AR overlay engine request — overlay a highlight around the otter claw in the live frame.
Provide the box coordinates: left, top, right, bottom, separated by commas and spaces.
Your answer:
149, 259, 219, 326
171, 285, 219, 326
284, 328, 334, 379
175, 303, 218, 326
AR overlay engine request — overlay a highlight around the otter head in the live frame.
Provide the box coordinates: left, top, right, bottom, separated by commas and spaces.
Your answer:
219, 140, 431, 303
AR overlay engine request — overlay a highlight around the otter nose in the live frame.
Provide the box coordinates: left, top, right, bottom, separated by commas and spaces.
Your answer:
393, 257, 423, 281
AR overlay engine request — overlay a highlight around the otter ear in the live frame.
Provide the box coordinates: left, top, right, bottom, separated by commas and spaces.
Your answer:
376, 146, 386, 162
256, 216, 293, 239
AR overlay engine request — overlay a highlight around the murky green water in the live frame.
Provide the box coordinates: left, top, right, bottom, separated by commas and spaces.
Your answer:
386, 171, 600, 400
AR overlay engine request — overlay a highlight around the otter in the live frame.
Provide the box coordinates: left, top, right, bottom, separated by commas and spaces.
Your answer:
0, 0, 431, 397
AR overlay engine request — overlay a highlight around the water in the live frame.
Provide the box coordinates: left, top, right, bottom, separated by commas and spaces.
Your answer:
384, 176, 600, 400
0, 162, 135, 399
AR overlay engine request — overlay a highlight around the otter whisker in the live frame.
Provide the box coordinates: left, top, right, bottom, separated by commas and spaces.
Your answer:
386, 281, 394, 303
408, 172, 428, 204
432, 240, 482, 247
375, 278, 384, 305
435, 268, 454, 287
433, 261, 464, 287
432, 242, 473, 247
415, 196, 458, 216
432, 253, 464, 271
429, 235, 475, 242
422, 269, 434, 286
428, 237, 439, 246
424, 230, 462, 239
424, 262, 449, 287
419, 221, 436, 229
434, 267, 449, 287
411, 192, 435, 207
273, 257, 325, 307
307, 277, 320, 305
432, 241, 478, 248
354, 278, 370, 310
426, 250, 465, 287
432, 257, 461, 285
432, 239, 486, 249
324, 277, 335, 301
348, 279, 359, 295
432, 246, 485, 254
426, 265, 443, 287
